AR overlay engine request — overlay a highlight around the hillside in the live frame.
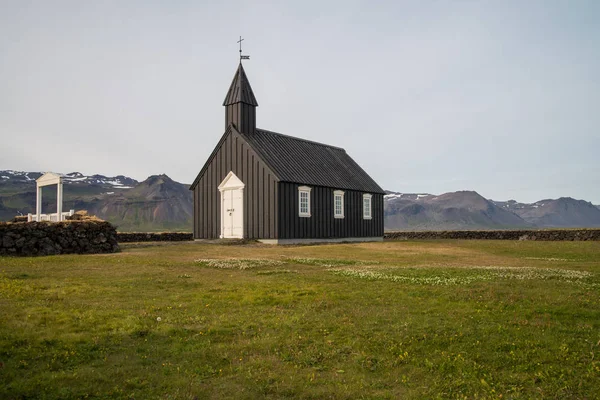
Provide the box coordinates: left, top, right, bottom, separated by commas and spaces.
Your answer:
491, 198, 600, 228
385, 190, 600, 231
384, 191, 531, 231
89, 174, 193, 232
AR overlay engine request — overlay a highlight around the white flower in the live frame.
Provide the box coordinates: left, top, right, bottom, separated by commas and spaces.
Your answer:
156, 317, 162, 322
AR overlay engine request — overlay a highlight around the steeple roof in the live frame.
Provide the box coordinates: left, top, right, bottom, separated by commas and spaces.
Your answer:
222, 63, 258, 106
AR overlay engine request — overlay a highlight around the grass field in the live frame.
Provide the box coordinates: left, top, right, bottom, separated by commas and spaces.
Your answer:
1, 240, 599, 399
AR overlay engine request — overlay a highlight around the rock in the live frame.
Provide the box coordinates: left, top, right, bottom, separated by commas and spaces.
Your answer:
116, 232, 193, 243
2, 236, 15, 248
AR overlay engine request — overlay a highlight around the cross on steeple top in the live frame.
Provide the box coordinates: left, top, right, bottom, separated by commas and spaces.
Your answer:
238, 36, 250, 62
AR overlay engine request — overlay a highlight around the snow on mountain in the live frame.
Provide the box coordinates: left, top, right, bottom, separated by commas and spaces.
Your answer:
0, 170, 41, 182
384, 192, 433, 201
0, 170, 138, 188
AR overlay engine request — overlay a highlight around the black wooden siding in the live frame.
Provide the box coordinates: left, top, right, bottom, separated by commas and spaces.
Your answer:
277, 182, 384, 239
225, 103, 256, 136
193, 129, 278, 239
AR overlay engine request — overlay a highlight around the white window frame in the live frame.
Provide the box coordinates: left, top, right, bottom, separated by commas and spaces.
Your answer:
363, 193, 372, 220
334, 190, 345, 219
298, 186, 312, 217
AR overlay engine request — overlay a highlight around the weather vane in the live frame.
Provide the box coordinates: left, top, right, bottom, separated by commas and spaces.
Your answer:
238, 36, 250, 62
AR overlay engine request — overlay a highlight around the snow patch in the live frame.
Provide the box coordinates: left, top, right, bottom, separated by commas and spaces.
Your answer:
384, 193, 404, 200
1, 171, 34, 180
1, 171, 138, 188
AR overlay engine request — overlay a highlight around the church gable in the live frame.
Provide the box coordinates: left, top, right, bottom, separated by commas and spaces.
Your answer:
190, 125, 278, 191
191, 124, 279, 240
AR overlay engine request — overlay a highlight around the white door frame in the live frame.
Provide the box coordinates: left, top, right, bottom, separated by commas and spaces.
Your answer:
218, 171, 245, 239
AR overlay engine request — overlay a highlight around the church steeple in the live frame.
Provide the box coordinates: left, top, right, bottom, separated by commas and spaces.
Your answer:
223, 62, 258, 134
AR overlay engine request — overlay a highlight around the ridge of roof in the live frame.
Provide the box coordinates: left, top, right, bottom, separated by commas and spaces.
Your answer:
255, 128, 345, 151
222, 63, 258, 107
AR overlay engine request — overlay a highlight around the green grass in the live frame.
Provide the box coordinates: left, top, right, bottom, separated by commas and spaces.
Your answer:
1, 240, 599, 399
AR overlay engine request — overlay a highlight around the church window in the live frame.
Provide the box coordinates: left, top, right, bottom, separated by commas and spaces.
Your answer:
363, 194, 372, 219
298, 186, 312, 217
334, 190, 345, 218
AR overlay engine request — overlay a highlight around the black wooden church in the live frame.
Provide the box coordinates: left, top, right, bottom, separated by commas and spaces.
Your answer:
190, 58, 384, 244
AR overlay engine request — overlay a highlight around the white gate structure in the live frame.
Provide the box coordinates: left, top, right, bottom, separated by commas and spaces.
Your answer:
27, 172, 74, 222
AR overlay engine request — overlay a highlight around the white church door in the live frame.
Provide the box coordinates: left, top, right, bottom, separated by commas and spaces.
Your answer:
218, 172, 245, 239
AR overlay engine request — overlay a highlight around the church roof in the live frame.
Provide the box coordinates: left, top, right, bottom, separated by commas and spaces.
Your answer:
240, 128, 385, 194
222, 63, 258, 106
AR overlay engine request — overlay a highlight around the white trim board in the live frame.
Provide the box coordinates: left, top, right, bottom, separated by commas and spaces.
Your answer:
218, 171, 245, 191
36, 172, 62, 187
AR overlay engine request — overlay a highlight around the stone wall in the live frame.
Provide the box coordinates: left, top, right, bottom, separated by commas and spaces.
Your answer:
0, 221, 120, 256
116, 230, 600, 243
384, 229, 600, 241
116, 232, 193, 243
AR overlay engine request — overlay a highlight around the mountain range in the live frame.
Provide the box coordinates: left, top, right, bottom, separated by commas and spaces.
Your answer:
0, 170, 191, 231
1, 170, 599, 231
384, 191, 600, 230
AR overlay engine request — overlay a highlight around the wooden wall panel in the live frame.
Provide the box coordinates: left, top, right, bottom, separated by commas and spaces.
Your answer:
278, 182, 384, 239
225, 103, 256, 136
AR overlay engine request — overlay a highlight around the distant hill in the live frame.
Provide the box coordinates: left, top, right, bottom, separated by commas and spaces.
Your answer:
385, 190, 530, 231
491, 198, 600, 228
0, 170, 192, 232
88, 174, 193, 232
385, 190, 600, 231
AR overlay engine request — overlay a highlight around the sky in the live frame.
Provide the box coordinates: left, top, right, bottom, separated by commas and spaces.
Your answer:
1, 0, 599, 203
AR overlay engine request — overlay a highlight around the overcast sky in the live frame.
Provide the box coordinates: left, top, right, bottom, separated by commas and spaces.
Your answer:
1, 1, 599, 203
